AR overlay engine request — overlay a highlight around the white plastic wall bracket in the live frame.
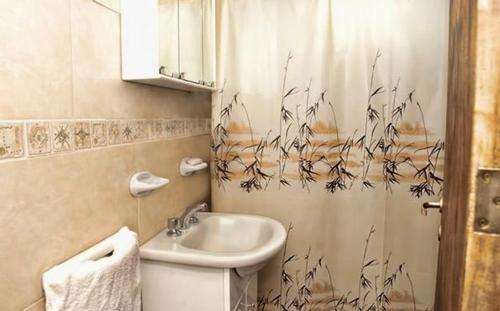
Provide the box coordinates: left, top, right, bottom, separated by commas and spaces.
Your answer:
180, 157, 208, 176
129, 171, 169, 197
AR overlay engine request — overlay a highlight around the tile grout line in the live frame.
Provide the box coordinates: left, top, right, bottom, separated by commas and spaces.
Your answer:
21, 297, 44, 311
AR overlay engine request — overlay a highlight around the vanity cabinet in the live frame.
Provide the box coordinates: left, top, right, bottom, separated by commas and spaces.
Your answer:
141, 260, 258, 311
121, 0, 216, 92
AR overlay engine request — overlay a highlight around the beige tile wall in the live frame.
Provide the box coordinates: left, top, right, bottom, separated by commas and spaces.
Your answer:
0, 1, 211, 310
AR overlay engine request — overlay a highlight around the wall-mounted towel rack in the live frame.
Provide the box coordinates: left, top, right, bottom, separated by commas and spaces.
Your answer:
60, 227, 133, 266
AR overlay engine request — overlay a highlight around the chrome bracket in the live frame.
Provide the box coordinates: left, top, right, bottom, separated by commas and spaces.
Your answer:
474, 168, 500, 234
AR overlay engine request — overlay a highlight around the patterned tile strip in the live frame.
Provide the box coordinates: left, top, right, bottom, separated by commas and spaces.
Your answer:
0, 122, 24, 159
0, 118, 211, 161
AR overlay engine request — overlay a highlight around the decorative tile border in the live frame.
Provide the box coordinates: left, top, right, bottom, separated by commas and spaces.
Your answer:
0, 118, 211, 161
0, 122, 24, 159
26, 122, 51, 155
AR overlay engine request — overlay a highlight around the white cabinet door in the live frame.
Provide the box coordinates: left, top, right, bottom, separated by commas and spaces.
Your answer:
141, 260, 226, 311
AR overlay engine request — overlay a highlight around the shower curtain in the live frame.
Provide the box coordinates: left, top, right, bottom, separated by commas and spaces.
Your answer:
212, 0, 449, 310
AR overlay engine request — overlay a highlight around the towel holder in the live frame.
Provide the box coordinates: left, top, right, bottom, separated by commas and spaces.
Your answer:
59, 228, 130, 266
69, 238, 115, 264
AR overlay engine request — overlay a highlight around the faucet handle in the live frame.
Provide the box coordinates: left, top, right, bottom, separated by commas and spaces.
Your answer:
188, 203, 209, 225
166, 217, 182, 237
167, 217, 179, 228
188, 215, 199, 225
199, 202, 209, 211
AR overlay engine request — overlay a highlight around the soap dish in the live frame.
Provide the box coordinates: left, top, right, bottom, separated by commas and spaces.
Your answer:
180, 157, 208, 176
129, 171, 170, 197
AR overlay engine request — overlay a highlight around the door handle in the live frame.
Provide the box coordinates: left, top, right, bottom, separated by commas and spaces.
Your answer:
422, 199, 443, 241
422, 199, 443, 215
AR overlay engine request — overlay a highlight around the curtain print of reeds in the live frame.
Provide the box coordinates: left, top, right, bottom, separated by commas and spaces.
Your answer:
211, 50, 444, 197
257, 224, 432, 311
212, 83, 274, 192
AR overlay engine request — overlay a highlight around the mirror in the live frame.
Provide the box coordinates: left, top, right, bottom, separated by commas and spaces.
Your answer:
158, 0, 214, 86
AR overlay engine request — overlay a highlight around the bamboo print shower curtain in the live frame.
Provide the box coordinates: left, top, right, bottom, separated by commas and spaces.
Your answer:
212, 0, 448, 310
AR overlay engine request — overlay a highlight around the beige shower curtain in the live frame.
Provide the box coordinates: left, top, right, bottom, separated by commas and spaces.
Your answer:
212, 0, 449, 310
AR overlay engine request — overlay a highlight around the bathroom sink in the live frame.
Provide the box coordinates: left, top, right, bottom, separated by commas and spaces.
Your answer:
140, 212, 287, 268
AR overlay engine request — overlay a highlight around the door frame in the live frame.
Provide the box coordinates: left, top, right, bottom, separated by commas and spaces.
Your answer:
434, 0, 477, 310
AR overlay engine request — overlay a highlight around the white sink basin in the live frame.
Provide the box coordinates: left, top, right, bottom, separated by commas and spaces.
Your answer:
140, 212, 287, 269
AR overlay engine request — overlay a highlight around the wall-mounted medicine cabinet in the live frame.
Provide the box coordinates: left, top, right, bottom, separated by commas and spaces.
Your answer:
121, 0, 216, 92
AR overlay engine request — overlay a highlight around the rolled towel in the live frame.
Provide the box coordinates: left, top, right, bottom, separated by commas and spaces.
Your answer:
43, 227, 141, 311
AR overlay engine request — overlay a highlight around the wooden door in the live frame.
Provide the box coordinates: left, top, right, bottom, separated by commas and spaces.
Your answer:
435, 0, 500, 310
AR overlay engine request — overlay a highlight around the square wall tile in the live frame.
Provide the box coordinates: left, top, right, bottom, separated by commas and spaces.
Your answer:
151, 120, 163, 139
51, 121, 74, 152
27, 122, 51, 155
0, 0, 73, 120
185, 119, 195, 136
145, 120, 153, 139
0, 122, 24, 159
174, 120, 185, 137
74, 121, 91, 150
159, 119, 168, 138
91, 120, 107, 147
132, 120, 148, 142
108, 120, 121, 145
120, 120, 134, 143
164, 120, 175, 138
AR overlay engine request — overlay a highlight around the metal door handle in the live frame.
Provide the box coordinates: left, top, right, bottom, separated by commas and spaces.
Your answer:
422, 199, 443, 241
422, 199, 443, 215
423, 201, 442, 209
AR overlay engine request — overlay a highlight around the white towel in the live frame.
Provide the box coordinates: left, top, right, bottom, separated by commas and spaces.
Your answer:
43, 227, 141, 311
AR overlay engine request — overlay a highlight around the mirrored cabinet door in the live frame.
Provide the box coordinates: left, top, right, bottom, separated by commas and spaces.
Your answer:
178, 0, 203, 83
201, 0, 214, 84
158, 0, 214, 86
158, 0, 180, 77
121, 0, 216, 92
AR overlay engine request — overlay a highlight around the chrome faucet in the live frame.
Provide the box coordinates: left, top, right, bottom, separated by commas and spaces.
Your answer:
178, 202, 209, 230
166, 217, 182, 237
